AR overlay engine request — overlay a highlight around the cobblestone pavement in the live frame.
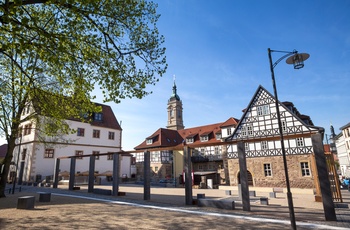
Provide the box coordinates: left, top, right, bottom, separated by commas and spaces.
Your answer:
1, 184, 350, 229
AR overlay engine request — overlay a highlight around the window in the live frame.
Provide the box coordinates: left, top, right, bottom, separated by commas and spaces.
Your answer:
21, 149, 27, 160
92, 151, 100, 160
227, 128, 232, 135
94, 112, 103, 121
161, 150, 172, 163
247, 125, 253, 136
108, 131, 115, 140
200, 148, 205, 155
44, 149, 54, 158
107, 153, 113, 160
261, 141, 268, 150
241, 126, 247, 136
75, 150, 83, 159
186, 137, 194, 143
296, 137, 304, 147
77, 128, 85, 137
200, 135, 208, 142
155, 166, 158, 172
215, 146, 219, 155
264, 163, 272, 176
135, 152, 144, 162
257, 105, 270, 116
245, 142, 249, 151
24, 123, 32, 135
216, 133, 221, 140
281, 121, 287, 133
93, 129, 100, 138
300, 162, 311, 176
151, 151, 160, 162
146, 138, 153, 145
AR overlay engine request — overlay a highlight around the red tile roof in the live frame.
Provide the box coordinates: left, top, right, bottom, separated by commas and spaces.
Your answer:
91, 103, 122, 130
134, 117, 239, 150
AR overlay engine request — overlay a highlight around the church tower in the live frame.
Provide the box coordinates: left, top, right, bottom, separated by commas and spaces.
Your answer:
166, 79, 184, 130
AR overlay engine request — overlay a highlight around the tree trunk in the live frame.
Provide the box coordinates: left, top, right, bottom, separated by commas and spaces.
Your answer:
0, 137, 16, 198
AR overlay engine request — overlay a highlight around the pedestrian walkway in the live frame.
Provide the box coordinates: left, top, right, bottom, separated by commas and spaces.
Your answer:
2, 184, 350, 229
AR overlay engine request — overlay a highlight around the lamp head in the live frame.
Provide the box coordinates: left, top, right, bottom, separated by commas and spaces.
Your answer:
286, 53, 310, 69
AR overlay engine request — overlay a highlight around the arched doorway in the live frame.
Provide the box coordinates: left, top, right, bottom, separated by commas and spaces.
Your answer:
237, 170, 253, 186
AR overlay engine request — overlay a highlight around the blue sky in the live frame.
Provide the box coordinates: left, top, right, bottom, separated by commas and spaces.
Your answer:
2, 1, 349, 150
109, 0, 350, 151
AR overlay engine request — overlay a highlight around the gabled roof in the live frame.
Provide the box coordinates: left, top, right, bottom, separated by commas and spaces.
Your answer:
90, 103, 122, 130
340, 122, 350, 130
220, 117, 239, 128
134, 117, 240, 150
134, 128, 183, 150
226, 85, 322, 142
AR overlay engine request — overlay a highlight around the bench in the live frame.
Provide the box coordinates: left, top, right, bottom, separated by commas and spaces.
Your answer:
38, 192, 51, 202
197, 194, 205, 199
17, 196, 35, 209
93, 188, 112, 195
249, 191, 256, 197
198, 199, 235, 210
260, 197, 269, 205
270, 188, 284, 198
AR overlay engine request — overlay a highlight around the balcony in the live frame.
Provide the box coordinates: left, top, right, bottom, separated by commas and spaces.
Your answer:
191, 154, 222, 163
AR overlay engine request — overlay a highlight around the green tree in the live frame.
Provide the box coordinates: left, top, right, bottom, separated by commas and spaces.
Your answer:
0, 0, 167, 197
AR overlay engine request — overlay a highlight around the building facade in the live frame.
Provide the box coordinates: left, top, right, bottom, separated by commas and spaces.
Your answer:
9, 102, 129, 183
338, 123, 350, 177
225, 86, 324, 189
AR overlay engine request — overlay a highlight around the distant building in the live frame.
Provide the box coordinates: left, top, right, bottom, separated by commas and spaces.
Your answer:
10, 102, 131, 184
338, 122, 350, 177
133, 80, 238, 186
134, 83, 330, 189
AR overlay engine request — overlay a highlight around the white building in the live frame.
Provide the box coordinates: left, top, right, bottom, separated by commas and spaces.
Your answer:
338, 123, 350, 177
10, 102, 131, 183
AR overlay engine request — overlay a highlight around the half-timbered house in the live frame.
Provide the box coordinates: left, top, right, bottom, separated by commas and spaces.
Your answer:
225, 85, 324, 189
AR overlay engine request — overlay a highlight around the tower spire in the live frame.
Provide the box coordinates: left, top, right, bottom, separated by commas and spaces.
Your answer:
167, 75, 184, 130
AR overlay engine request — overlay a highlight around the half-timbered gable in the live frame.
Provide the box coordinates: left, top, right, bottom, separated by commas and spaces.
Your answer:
226, 85, 321, 159
225, 85, 323, 188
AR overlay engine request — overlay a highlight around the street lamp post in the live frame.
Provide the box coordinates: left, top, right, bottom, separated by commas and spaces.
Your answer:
268, 48, 310, 230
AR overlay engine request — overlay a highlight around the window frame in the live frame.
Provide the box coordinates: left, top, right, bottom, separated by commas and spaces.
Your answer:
44, 149, 54, 158
93, 129, 100, 138
77, 128, 85, 137
108, 131, 115, 140
263, 163, 272, 177
75, 150, 83, 159
300, 162, 311, 176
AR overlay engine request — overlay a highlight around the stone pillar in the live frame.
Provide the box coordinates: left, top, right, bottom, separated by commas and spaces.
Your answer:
144, 151, 151, 200
184, 146, 193, 205
53, 158, 60, 188
312, 133, 336, 221
69, 157, 76, 190
222, 145, 230, 185
238, 141, 250, 211
18, 161, 25, 185
88, 155, 96, 193
112, 153, 120, 196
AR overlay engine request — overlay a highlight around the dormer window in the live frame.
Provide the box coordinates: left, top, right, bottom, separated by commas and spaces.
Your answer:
186, 137, 194, 143
200, 135, 209, 142
146, 138, 153, 145
94, 112, 103, 121
216, 133, 221, 140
